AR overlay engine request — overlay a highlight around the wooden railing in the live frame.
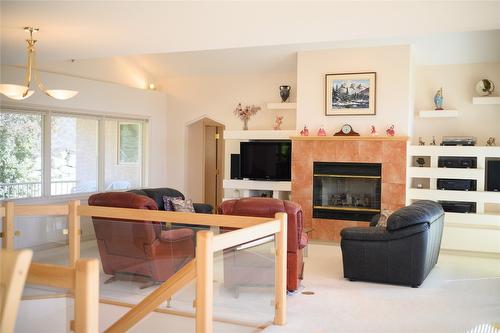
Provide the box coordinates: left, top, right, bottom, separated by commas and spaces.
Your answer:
1, 200, 287, 333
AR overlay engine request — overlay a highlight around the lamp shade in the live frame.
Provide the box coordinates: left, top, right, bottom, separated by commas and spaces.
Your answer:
44, 89, 79, 100
0, 84, 34, 100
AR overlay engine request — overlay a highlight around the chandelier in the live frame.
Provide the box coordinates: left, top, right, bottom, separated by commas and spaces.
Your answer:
0, 27, 78, 100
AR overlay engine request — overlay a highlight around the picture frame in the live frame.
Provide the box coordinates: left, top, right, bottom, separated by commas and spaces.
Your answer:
325, 72, 376, 116
118, 122, 141, 165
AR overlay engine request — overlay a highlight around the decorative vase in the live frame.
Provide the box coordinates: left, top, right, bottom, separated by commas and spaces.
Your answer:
279, 85, 291, 102
243, 118, 248, 130
434, 88, 443, 110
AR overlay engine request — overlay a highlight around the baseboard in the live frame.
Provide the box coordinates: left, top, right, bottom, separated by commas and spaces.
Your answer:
440, 248, 500, 259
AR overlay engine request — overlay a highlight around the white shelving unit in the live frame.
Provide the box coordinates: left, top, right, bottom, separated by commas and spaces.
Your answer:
223, 130, 297, 140
223, 179, 291, 200
472, 96, 500, 105
407, 145, 500, 254
266, 102, 297, 110
418, 110, 458, 118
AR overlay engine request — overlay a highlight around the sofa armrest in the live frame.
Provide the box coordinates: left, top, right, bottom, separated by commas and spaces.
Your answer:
193, 203, 213, 214
160, 228, 194, 242
340, 223, 429, 242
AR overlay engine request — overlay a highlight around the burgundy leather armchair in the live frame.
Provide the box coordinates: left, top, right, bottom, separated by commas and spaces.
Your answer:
88, 192, 195, 284
218, 197, 308, 292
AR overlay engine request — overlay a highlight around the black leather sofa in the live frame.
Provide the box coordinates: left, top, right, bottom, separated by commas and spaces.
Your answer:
128, 187, 213, 214
340, 200, 444, 287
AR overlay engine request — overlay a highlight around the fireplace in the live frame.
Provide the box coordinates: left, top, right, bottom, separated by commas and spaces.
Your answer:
313, 162, 381, 222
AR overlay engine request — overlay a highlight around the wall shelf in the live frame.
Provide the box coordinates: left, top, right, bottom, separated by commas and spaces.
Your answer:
224, 130, 297, 140
418, 110, 458, 118
266, 102, 296, 110
472, 97, 500, 105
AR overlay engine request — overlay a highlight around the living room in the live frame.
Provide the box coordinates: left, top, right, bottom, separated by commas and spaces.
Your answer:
1, 2, 500, 333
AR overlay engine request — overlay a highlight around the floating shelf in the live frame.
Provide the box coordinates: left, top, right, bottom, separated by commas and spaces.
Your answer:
408, 167, 484, 180
472, 97, 500, 105
224, 130, 297, 140
291, 135, 409, 141
419, 110, 458, 118
266, 102, 297, 110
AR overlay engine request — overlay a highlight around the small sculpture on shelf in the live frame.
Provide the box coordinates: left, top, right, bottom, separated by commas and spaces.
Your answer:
279, 85, 291, 102
370, 125, 378, 136
434, 87, 444, 110
418, 137, 425, 146
386, 125, 395, 136
475, 79, 495, 96
416, 157, 426, 167
300, 125, 309, 136
486, 137, 496, 146
317, 126, 327, 136
273, 115, 284, 130
430, 136, 437, 146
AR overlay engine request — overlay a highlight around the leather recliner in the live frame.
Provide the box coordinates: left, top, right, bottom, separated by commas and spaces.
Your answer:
340, 200, 445, 287
218, 197, 308, 292
88, 192, 195, 283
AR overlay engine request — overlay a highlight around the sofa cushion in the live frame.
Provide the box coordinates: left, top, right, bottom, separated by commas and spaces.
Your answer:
141, 188, 185, 210
376, 209, 393, 228
387, 200, 444, 231
171, 198, 195, 213
163, 196, 183, 211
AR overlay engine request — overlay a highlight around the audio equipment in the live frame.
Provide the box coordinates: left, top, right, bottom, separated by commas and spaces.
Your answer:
486, 159, 500, 192
441, 136, 476, 146
437, 179, 477, 191
438, 156, 477, 168
230, 154, 241, 179
438, 201, 476, 213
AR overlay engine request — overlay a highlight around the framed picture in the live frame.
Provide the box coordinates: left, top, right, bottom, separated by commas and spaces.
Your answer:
118, 122, 141, 165
325, 72, 376, 116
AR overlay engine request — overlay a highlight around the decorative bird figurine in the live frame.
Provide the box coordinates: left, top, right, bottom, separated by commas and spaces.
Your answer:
418, 137, 425, 146
317, 126, 327, 136
386, 125, 395, 136
300, 125, 309, 136
370, 125, 378, 136
273, 115, 284, 130
434, 88, 444, 110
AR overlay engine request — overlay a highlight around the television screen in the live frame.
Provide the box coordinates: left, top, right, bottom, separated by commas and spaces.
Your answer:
240, 141, 291, 181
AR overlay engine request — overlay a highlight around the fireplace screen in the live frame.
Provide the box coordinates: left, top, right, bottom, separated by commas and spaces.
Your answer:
313, 162, 381, 222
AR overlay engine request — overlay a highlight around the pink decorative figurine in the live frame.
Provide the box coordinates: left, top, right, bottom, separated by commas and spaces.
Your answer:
273, 115, 284, 130
370, 125, 378, 136
386, 125, 395, 136
317, 126, 327, 136
300, 125, 309, 136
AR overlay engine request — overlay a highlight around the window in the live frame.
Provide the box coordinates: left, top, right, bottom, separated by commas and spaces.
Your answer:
51, 115, 99, 195
0, 108, 147, 200
0, 112, 43, 199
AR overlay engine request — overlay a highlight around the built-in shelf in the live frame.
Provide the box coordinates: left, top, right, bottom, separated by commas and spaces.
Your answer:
418, 110, 459, 118
223, 179, 291, 191
408, 167, 484, 180
224, 130, 297, 140
266, 102, 297, 110
472, 96, 500, 105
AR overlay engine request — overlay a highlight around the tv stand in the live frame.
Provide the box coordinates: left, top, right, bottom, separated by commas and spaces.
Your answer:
223, 179, 291, 200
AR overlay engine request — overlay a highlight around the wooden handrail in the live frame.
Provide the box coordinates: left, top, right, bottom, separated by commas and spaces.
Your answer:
78, 205, 272, 228
27, 263, 76, 289
105, 259, 196, 333
14, 204, 69, 216
211, 219, 280, 252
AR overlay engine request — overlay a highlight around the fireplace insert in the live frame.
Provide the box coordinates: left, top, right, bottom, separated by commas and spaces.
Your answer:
313, 162, 381, 222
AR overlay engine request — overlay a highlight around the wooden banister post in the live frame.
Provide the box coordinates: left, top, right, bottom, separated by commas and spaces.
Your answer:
74, 259, 99, 333
68, 200, 81, 267
2, 202, 15, 250
196, 230, 214, 333
274, 212, 287, 325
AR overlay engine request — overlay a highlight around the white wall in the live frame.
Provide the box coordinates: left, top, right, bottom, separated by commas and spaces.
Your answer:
161, 72, 297, 195
413, 62, 500, 145
296, 45, 412, 136
0, 65, 168, 187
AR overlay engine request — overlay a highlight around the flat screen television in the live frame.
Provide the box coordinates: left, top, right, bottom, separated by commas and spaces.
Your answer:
240, 141, 291, 181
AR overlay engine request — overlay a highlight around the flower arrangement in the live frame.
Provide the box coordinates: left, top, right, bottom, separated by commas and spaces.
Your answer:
233, 103, 261, 130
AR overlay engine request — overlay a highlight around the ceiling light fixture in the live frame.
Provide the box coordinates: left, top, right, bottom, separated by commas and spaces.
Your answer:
0, 27, 78, 100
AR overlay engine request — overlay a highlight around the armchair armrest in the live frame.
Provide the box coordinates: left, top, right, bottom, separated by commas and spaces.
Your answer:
340, 223, 429, 242
160, 228, 194, 242
193, 203, 213, 214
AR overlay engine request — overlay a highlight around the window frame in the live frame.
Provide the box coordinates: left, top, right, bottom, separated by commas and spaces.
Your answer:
0, 104, 149, 202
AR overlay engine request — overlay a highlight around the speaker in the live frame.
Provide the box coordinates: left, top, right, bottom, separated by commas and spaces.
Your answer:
438, 201, 476, 213
486, 159, 500, 192
230, 154, 241, 179
438, 156, 477, 168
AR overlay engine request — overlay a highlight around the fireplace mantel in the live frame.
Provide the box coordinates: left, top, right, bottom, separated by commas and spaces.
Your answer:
291, 136, 409, 141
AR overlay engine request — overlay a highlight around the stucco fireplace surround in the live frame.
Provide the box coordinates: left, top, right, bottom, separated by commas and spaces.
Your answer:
291, 136, 408, 242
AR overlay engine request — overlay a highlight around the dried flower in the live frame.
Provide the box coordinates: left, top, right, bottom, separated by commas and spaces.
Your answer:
233, 103, 261, 121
